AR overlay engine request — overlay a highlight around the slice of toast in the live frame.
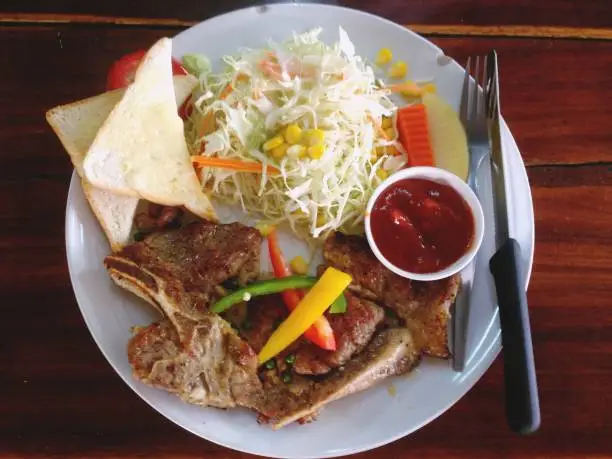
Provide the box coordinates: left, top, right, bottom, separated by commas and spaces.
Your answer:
47, 74, 198, 251
82, 37, 216, 221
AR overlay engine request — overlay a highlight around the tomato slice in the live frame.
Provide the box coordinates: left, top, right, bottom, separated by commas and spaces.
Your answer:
106, 49, 187, 91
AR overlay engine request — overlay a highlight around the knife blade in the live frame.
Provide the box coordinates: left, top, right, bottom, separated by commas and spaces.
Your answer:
486, 50, 541, 435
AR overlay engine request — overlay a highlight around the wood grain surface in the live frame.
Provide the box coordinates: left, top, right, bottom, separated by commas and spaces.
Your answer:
1, 1, 611, 457
1, 0, 611, 29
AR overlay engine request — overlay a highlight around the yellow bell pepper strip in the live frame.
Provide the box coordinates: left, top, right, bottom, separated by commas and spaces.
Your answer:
257, 267, 352, 364
268, 229, 337, 351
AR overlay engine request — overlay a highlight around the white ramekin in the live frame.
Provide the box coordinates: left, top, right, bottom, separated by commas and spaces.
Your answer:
364, 166, 485, 282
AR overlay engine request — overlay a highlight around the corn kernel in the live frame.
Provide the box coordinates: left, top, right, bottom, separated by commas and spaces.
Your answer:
376, 169, 389, 180
387, 145, 401, 156
263, 135, 284, 151
270, 144, 289, 159
284, 123, 303, 144
376, 48, 393, 66
290, 256, 309, 275
389, 61, 408, 79
307, 144, 324, 159
399, 80, 422, 98
287, 144, 307, 158
384, 127, 395, 139
375, 146, 386, 157
255, 222, 275, 236
381, 117, 393, 129
420, 82, 437, 94
304, 129, 325, 146
316, 213, 326, 226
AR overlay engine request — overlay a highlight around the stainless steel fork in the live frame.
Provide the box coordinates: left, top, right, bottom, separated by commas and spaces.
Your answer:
453, 55, 489, 371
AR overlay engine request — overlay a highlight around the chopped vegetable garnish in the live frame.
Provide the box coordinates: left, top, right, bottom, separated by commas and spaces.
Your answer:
304, 129, 325, 146
258, 267, 352, 363
284, 354, 296, 365
284, 124, 303, 144
192, 157, 280, 175
329, 293, 348, 314
268, 230, 336, 351
307, 144, 324, 159
376, 169, 388, 180
388, 81, 436, 98
375, 48, 393, 66
396, 104, 435, 167
255, 222, 276, 236
281, 371, 293, 384
218, 83, 233, 100
263, 135, 284, 152
182, 53, 211, 76
265, 359, 276, 370
290, 256, 308, 275
389, 61, 408, 79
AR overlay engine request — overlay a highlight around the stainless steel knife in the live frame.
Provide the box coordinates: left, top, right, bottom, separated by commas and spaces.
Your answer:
486, 50, 541, 435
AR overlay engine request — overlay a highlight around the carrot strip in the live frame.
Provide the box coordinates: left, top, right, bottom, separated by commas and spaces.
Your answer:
192, 156, 280, 175
219, 83, 233, 100
396, 104, 435, 167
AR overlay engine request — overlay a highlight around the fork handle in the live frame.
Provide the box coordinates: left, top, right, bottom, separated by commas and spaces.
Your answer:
490, 238, 541, 435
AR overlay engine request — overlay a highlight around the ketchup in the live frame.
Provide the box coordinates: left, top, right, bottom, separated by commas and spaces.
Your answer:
370, 178, 474, 274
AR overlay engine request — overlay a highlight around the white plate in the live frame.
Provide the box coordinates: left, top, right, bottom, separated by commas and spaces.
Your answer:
65, 4, 534, 458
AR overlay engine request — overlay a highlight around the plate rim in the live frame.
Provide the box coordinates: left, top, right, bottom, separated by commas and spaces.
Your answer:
64, 4, 535, 457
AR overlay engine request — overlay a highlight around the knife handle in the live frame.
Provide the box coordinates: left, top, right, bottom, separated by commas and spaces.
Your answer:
490, 238, 541, 435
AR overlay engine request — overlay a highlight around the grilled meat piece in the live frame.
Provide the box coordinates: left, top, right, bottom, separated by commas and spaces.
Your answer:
117, 220, 261, 292
104, 220, 262, 338
265, 328, 420, 429
292, 293, 385, 375
322, 232, 461, 358
239, 294, 288, 353
240, 293, 384, 375
128, 315, 263, 409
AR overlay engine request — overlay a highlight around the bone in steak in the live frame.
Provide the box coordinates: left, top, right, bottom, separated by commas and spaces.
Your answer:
322, 232, 461, 358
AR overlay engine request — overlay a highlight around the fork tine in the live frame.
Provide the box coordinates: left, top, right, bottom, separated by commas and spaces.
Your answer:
480, 54, 488, 119
460, 56, 472, 127
470, 56, 480, 127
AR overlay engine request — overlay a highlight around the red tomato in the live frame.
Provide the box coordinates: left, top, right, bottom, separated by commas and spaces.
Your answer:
106, 50, 187, 90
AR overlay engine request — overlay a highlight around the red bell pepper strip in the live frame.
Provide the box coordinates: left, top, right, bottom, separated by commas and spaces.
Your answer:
267, 229, 336, 351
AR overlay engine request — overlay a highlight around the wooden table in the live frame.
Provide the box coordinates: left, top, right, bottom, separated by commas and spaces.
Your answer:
2, 1, 611, 457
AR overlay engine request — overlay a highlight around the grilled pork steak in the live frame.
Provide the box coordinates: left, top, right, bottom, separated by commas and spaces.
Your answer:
264, 328, 420, 429
106, 222, 441, 428
292, 293, 385, 375
322, 232, 461, 358
105, 220, 262, 339
108, 220, 261, 303
128, 316, 263, 409
107, 221, 265, 410
240, 293, 384, 375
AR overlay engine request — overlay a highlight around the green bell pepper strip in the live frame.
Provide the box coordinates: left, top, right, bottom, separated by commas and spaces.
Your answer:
211, 275, 347, 314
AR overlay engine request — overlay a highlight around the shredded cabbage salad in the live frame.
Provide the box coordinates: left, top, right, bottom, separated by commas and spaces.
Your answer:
184, 28, 407, 240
